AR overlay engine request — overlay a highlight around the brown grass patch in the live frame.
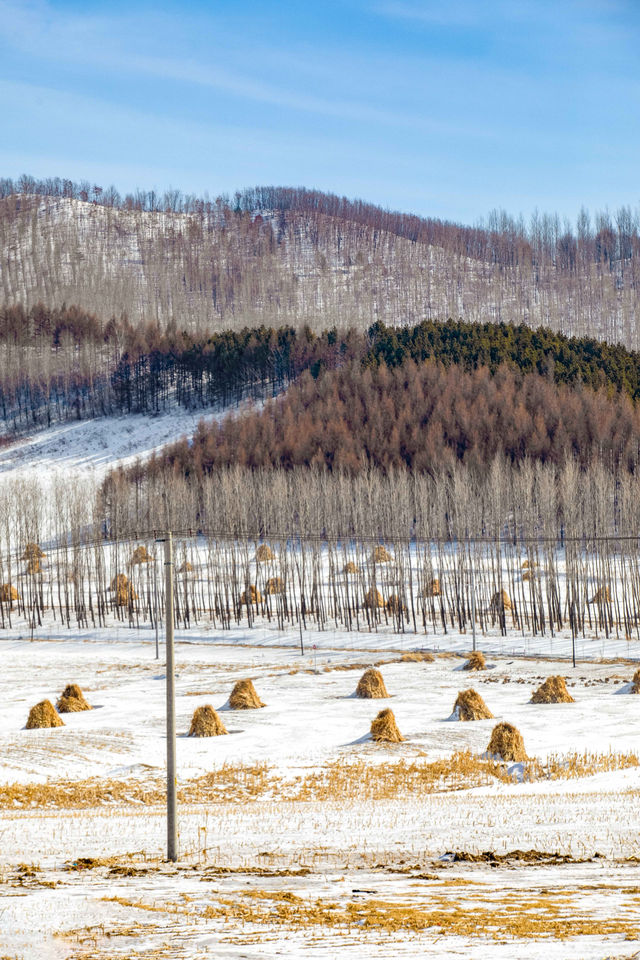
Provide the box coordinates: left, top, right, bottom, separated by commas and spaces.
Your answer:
531, 676, 574, 704
462, 650, 486, 671
400, 651, 435, 663
56, 683, 91, 713
229, 679, 265, 709
487, 722, 526, 762
26, 699, 64, 729
188, 705, 228, 737
355, 667, 389, 699
452, 688, 494, 721
370, 708, 404, 742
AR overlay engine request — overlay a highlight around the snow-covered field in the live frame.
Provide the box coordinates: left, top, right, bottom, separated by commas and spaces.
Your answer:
2, 413, 640, 958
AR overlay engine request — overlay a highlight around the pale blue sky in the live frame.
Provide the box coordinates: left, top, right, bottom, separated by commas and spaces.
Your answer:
1, 0, 639, 223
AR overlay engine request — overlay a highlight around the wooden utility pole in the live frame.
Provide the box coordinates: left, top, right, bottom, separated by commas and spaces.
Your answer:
164, 532, 177, 862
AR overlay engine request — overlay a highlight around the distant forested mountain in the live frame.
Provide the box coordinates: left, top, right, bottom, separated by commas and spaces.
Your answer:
1, 176, 640, 347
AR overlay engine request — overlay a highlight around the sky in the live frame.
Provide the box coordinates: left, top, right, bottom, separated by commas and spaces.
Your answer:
1, 0, 639, 225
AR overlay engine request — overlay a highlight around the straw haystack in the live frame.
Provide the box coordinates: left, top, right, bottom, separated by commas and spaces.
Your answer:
452, 688, 494, 721
240, 584, 262, 605
490, 589, 512, 613
372, 545, 393, 563
188, 705, 228, 737
26, 558, 41, 575
178, 561, 193, 573
26, 700, 64, 729
56, 683, 91, 713
110, 573, 137, 606
343, 561, 360, 575
370, 708, 404, 742
487, 721, 526, 761
530, 676, 574, 704
22, 543, 46, 561
462, 650, 486, 671
363, 588, 385, 609
255, 544, 275, 563
589, 586, 611, 604
265, 576, 284, 595
386, 594, 407, 615
229, 678, 265, 709
522, 570, 533, 582
355, 667, 389, 699
0, 583, 18, 603
424, 577, 441, 597
631, 669, 640, 694
521, 560, 538, 570
401, 651, 435, 662
131, 545, 153, 565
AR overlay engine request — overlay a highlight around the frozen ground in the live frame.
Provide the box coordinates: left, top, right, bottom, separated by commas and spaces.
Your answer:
2, 631, 640, 958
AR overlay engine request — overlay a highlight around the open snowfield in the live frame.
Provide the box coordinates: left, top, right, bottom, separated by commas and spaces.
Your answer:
2, 413, 640, 958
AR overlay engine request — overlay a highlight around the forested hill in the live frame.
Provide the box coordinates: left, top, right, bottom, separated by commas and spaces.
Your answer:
1, 177, 640, 348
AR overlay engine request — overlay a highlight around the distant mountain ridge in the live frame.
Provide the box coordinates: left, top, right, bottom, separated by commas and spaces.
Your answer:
1, 180, 639, 347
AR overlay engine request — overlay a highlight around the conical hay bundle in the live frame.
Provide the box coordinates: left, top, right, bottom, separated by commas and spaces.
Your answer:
26, 558, 41, 575
240, 584, 262, 605
490, 589, 512, 612
589, 585, 611, 604
372, 545, 393, 563
453, 688, 494, 721
343, 561, 360, 575
265, 576, 284, 595
370, 708, 404, 742
178, 561, 193, 573
255, 544, 275, 563
424, 577, 441, 597
0, 583, 18, 603
188, 704, 228, 737
363, 587, 384, 609
22, 542, 46, 561
530, 676, 574, 704
56, 683, 91, 713
109, 573, 129, 592
462, 650, 486, 671
229, 678, 266, 709
131, 545, 153, 564
487, 721, 526, 761
522, 570, 533, 582
114, 576, 137, 606
386, 594, 407, 614
631, 669, 640, 694
400, 651, 435, 662
26, 699, 64, 729
355, 667, 389, 699
521, 560, 538, 570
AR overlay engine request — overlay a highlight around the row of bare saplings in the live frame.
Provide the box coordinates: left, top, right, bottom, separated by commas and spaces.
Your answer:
1, 534, 639, 643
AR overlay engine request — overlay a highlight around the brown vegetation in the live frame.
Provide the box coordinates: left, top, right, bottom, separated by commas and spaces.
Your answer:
370, 708, 404, 742
487, 722, 526, 761
188, 705, 227, 737
355, 668, 389, 699
531, 676, 575, 704
26, 700, 64, 729
452, 689, 494, 721
228, 679, 265, 710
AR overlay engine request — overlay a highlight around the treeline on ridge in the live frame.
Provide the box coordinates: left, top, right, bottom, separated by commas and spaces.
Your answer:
139, 360, 640, 480
2, 304, 640, 430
